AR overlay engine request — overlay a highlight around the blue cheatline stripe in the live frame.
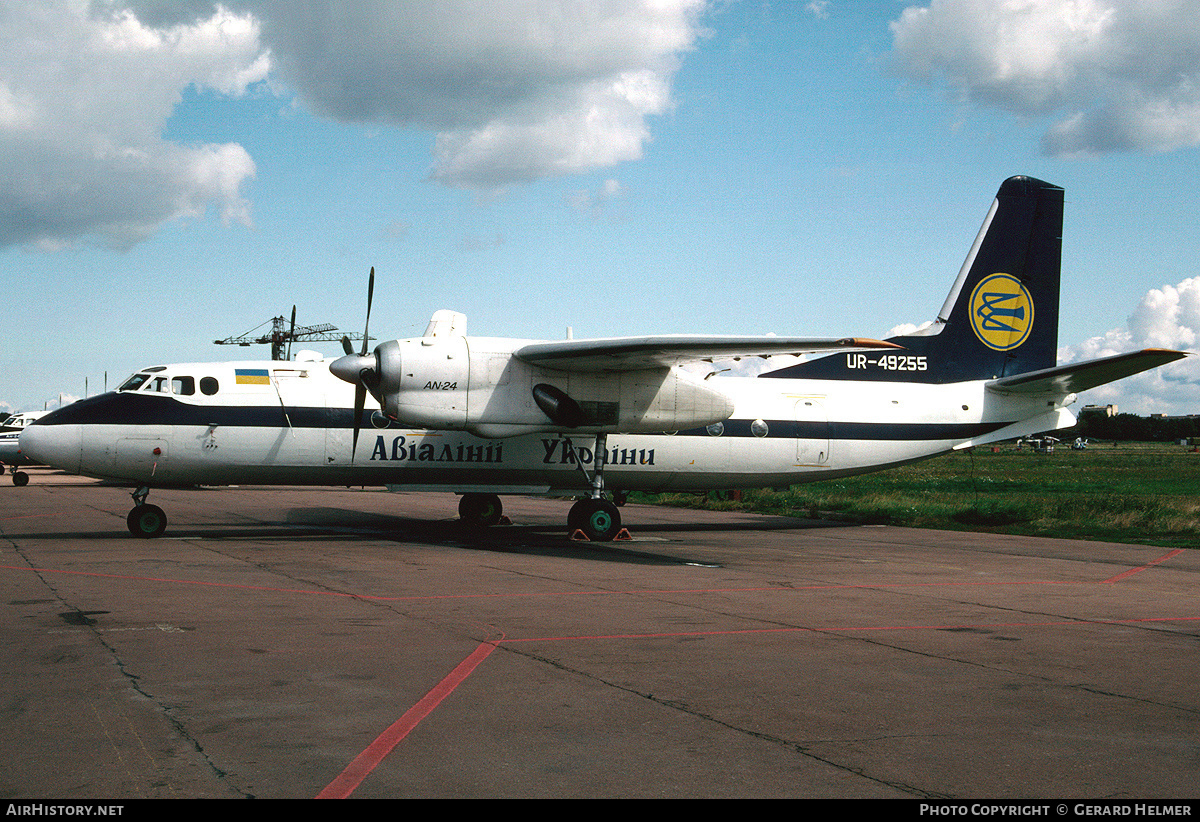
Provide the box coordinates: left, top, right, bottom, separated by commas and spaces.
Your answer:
677, 419, 1006, 442
35, 393, 1012, 443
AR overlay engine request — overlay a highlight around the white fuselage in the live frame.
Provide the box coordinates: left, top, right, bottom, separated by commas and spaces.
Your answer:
20, 357, 1073, 493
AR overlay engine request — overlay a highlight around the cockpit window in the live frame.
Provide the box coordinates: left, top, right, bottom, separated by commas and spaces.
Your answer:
119, 371, 200, 396
119, 373, 151, 392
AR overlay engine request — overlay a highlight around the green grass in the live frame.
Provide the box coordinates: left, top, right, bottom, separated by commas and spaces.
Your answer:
630, 443, 1200, 548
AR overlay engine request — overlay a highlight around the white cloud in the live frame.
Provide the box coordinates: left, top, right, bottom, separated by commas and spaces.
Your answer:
0, 1, 269, 250
3, 1, 707, 249
1060, 277, 1200, 414
233, 0, 707, 188
886, 320, 936, 336
889, 0, 1200, 156
42, 394, 81, 411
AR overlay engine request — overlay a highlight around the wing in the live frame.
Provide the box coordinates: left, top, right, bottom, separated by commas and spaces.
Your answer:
513, 335, 902, 372
985, 349, 1189, 396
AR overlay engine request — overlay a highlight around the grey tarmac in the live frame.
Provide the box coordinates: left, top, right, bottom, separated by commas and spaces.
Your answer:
1, 469, 1197, 799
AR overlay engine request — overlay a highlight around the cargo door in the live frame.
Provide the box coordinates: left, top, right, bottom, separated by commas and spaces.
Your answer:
794, 399, 830, 466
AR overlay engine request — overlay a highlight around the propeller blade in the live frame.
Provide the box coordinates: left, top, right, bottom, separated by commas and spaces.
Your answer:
361, 266, 374, 356
347, 268, 375, 461
287, 305, 296, 361
351, 381, 366, 462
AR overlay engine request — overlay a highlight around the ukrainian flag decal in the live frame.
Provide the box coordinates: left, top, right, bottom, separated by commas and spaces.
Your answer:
970, 273, 1034, 351
235, 368, 271, 385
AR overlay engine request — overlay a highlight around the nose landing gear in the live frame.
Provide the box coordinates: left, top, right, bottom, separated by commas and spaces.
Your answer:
127, 487, 167, 538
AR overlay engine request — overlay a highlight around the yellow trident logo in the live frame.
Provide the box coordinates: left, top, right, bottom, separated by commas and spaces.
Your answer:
970, 273, 1033, 351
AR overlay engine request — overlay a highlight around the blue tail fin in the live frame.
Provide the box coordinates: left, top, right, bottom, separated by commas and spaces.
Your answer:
763, 176, 1064, 383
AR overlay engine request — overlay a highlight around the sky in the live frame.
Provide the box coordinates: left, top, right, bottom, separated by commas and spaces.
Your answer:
3, 0, 1200, 417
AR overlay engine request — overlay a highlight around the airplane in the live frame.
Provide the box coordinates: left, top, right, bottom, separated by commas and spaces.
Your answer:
19, 176, 1188, 540
1, 410, 47, 486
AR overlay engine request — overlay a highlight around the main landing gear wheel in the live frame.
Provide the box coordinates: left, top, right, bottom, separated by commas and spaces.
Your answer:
127, 504, 167, 538
458, 493, 504, 527
12, 471, 29, 487
569, 498, 622, 542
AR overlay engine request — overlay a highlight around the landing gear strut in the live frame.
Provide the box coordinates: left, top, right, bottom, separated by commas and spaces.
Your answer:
126, 486, 167, 538
564, 432, 624, 542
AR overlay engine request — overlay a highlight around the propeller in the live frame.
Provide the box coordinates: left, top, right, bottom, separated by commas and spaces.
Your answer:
329, 267, 378, 460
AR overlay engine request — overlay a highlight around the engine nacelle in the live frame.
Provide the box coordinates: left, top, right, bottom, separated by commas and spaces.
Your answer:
497, 364, 735, 436
375, 337, 471, 429
363, 335, 735, 438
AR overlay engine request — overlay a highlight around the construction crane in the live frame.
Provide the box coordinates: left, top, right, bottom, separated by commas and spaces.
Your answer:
214, 307, 371, 361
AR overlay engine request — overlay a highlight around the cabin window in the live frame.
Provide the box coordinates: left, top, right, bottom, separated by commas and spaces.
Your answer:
751, 419, 769, 438
706, 422, 724, 437
200, 377, 219, 396
172, 376, 195, 396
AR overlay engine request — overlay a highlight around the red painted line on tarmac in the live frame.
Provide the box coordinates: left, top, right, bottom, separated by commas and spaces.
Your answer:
0, 558, 1191, 603
0, 563, 1086, 601
1101, 549, 1185, 584
11, 549, 1188, 798
315, 640, 499, 799
308, 609, 1200, 800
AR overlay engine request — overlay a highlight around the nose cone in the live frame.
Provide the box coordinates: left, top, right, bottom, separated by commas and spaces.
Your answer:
20, 423, 82, 474
329, 353, 376, 385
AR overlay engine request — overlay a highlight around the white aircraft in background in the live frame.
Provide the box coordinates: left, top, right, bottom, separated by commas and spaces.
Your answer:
1, 410, 47, 486
20, 177, 1186, 540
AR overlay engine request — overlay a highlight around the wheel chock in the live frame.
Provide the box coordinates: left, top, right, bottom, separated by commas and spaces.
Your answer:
569, 528, 632, 542
499, 515, 513, 526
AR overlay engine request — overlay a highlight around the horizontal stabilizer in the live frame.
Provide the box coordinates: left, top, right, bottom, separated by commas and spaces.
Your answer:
515, 336, 901, 372
985, 349, 1188, 396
